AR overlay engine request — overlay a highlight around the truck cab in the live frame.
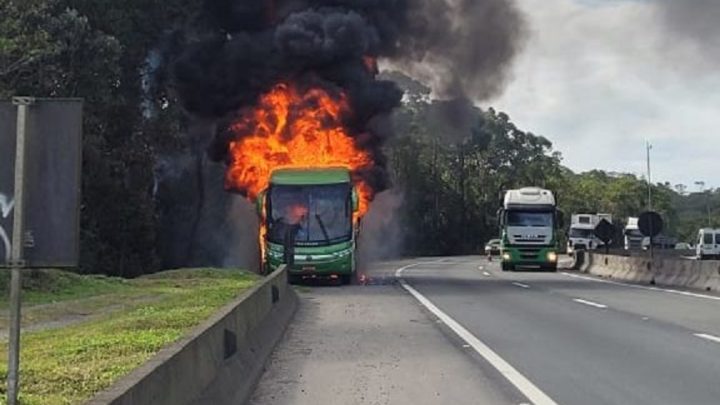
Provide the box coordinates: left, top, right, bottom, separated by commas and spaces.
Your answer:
696, 228, 720, 260
567, 213, 613, 254
624, 217, 645, 250
567, 214, 599, 254
258, 167, 359, 283
499, 187, 559, 272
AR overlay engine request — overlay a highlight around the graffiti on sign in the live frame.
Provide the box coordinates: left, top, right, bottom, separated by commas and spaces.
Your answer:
0, 192, 13, 262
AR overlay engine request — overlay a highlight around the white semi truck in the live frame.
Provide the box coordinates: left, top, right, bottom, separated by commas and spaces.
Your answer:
499, 187, 559, 271
624, 217, 645, 250
567, 213, 613, 254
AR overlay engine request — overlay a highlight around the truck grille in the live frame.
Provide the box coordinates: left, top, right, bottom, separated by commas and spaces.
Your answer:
513, 235, 547, 244
517, 247, 542, 260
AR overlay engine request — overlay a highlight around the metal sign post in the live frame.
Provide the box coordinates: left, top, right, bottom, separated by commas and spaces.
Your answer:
7, 97, 33, 405
1, 97, 83, 402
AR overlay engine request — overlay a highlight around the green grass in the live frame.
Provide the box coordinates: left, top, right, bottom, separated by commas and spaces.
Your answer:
0, 268, 258, 405
0, 269, 132, 308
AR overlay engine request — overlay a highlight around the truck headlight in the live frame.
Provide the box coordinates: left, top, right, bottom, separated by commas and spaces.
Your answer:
547, 252, 558, 262
502, 252, 511, 261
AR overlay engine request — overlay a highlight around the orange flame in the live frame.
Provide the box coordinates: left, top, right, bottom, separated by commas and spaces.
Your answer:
225, 83, 374, 216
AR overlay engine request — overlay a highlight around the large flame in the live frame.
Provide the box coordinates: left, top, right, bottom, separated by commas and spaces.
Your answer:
225, 82, 374, 216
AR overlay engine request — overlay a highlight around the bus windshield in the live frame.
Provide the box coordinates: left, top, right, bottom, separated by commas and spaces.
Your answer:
268, 183, 352, 246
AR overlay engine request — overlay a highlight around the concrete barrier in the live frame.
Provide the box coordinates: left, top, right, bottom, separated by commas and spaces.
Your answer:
87, 266, 297, 405
585, 253, 720, 292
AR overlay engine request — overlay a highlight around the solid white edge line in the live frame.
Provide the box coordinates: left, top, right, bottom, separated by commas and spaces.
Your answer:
572, 298, 608, 309
396, 263, 558, 405
694, 333, 720, 344
512, 282, 531, 289
561, 272, 720, 302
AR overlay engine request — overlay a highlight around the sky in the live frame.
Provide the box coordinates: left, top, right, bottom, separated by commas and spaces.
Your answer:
489, 0, 720, 190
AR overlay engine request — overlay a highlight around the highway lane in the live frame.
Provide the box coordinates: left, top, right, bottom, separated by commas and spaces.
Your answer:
249, 260, 528, 405
400, 257, 720, 405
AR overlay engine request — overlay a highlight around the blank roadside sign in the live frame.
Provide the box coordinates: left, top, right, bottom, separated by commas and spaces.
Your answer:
0, 99, 83, 268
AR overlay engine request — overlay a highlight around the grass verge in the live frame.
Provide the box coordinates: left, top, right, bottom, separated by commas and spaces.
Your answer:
0, 268, 258, 405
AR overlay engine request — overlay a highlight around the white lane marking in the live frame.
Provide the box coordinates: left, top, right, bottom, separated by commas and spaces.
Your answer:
694, 333, 720, 344
396, 263, 558, 405
512, 282, 530, 289
562, 272, 720, 302
483, 271, 492, 277
478, 265, 484, 270
573, 298, 608, 309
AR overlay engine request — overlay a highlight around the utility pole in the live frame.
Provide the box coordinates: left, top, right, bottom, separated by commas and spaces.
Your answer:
646, 141, 652, 211
695, 181, 709, 227
646, 141, 654, 259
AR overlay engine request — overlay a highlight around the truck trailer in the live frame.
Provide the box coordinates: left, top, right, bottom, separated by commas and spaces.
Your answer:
257, 167, 359, 284
499, 187, 560, 271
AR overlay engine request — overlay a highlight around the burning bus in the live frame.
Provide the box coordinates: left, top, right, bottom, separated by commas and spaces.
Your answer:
257, 167, 360, 283
216, 83, 374, 282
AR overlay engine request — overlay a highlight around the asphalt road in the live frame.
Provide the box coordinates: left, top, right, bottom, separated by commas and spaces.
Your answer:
250, 257, 720, 405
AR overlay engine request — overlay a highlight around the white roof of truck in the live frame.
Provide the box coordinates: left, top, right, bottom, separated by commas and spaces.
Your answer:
624, 217, 639, 230
504, 187, 555, 209
699, 228, 720, 233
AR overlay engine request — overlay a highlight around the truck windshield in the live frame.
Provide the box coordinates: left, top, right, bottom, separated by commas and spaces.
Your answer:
268, 183, 352, 246
506, 211, 553, 227
569, 228, 595, 238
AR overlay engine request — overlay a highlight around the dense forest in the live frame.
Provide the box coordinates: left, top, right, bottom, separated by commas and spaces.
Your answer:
1, 1, 717, 276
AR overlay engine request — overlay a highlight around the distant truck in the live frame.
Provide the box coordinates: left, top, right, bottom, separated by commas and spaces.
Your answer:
624, 217, 645, 250
499, 187, 560, 271
696, 228, 720, 260
567, 213, 613, 254
257, 167, 360, 283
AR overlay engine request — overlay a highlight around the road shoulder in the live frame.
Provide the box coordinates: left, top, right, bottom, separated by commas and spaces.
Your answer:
249, 281, 522, 405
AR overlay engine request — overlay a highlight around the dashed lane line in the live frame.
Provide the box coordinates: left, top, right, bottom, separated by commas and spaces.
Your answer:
396, 263, 558, 405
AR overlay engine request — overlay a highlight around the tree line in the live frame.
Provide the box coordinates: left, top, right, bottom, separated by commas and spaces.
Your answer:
1, 2, 716, 276
387, 73, 716, 254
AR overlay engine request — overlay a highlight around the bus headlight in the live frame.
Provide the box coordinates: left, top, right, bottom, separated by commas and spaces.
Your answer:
547, 252, 558, 262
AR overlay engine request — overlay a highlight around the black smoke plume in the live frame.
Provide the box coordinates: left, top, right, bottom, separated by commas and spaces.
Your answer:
656, 0, 720, 64
174, 0, 526, 195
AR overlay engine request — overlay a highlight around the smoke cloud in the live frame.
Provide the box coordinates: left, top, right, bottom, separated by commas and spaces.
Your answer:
655, 1, 720, 65
357, 189, 405, 267
174, 0, 526, 194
